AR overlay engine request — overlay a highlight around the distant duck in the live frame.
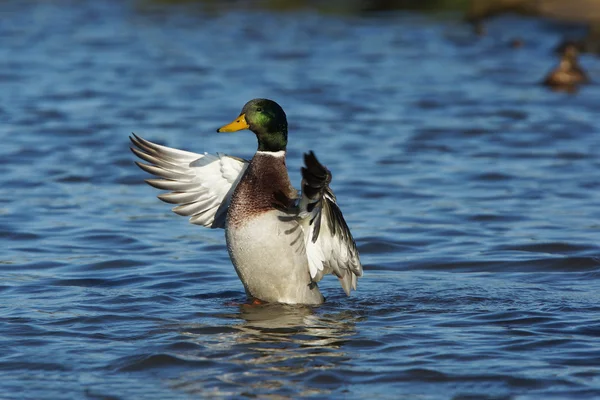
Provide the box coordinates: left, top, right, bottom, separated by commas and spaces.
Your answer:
543, 44, 589, 88
130, 99, 362, 305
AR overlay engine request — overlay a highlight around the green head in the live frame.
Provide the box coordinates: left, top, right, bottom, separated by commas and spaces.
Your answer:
217, 98, 288, 152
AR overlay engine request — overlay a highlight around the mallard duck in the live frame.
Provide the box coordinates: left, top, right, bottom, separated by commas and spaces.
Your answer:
130, 99, 362, 305
543, 44, 589, 87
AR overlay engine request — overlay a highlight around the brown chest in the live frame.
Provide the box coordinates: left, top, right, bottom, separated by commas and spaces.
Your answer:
228, 153, 297, 227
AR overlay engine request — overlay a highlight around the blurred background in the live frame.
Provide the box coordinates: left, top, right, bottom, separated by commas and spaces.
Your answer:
2, 1, 600, 399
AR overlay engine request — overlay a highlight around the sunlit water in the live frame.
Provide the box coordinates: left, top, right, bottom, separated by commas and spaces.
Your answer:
2, 1, 600, 399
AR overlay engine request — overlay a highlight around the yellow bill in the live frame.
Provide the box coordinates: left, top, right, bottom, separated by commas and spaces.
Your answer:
217, 114, 249, 132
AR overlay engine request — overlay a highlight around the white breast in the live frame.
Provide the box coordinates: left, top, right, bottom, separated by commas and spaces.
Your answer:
225, 211, 324, 305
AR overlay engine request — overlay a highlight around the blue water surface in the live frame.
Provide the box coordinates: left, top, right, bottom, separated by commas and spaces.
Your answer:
2, 1, 600, 399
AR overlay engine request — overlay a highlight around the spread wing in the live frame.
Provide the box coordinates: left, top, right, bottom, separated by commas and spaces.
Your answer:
129, 133, 248, 228
298, 152, 363, 296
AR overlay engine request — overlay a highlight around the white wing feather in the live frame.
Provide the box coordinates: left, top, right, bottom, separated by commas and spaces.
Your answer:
130, 134, 248, 228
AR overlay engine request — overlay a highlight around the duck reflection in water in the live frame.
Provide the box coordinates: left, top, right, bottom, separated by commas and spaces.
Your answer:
170, 303, 362, 397
236, 302, 359, 346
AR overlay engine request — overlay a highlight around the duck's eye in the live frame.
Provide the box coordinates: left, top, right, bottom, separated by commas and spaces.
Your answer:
256, 107, 263, 112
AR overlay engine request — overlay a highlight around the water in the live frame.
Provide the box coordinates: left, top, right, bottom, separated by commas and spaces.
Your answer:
2, 1, 600, 398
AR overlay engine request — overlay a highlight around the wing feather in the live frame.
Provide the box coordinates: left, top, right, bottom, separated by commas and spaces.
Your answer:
297, 151, 363, 296
130, 134, 248, 228
157, 191, 204, 204
134, 162, 191, 180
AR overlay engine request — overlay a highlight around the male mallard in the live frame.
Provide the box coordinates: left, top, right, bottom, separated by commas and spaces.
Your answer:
130, 99, 362, 305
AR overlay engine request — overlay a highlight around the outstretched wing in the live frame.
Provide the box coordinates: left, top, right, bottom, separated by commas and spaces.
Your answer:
298, 152, 362, 295
130, 134, 248, 228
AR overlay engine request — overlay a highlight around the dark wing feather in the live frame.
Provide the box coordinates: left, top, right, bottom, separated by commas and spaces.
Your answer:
298, 151, 362, 295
